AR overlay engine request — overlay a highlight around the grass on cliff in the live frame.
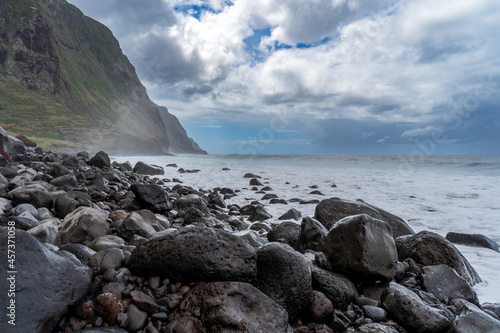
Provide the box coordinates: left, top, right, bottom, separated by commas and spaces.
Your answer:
0, 73, 88, 148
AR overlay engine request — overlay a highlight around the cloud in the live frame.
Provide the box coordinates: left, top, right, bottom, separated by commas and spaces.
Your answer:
67, 0, 500, 153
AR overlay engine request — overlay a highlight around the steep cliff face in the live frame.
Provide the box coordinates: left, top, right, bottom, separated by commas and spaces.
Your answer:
0, 0, 206, 154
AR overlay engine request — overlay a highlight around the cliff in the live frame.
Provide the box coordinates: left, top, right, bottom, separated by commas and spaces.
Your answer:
0, 0, 206, 154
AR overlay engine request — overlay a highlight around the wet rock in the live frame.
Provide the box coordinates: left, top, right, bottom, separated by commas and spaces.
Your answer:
445, 232, 499, 252
321, 214, 398, 282
267, 221, 301, 248
396, 231, 481, 286
133, 161, 164, 175
356, 199, 414, 238
58, 206, 110, 244
250, 178, 263, 186
381, 285, 453, 333
451, 302, 500, 332
248, 206, 272, 222
89, 151, 111, 169
279, 208, 302, 221
0, 227, 91, 333
296, 217, 328, 253
129, 227, 257, 282
131, 183, 170, 213
422, 264, 478, 304
314, 198, 382, 229
166, 281, 291, 332
94, 293, 125, 325
254, 242, 312, 319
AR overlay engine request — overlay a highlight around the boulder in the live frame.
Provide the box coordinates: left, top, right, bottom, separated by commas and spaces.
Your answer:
89, 235, 126, 251
129, 227, 257, 282
0, 227, 91, 333
381, 285, 453, 333
451, 302, 500, 332
7, 135, 26, 155
89, 151, 111, 169
396, 231, 481, 286
279, 208, 302, 221
445, 232, 499, 252
310, 265, 358, 311
130, 183, 170, 213
60, 243, 96, 266
11, 203, 39, 219
166, 282, 292, 333
254, 242, 312, 319
50, 173, 78, 187
133, 161, 164, 176
248, 206, 272, 222
90, 248, 125, 270
267, 221, 301, 248
54, 195, 79, 219
7, 183, 54, 208
314, 198, 382, 229
356, 199, 414, 238
117, 211, 157, 242
58, 206, 110, 244
27, 220, 61, 245
321, 214, 398, 282
174, 194, 209, 213
296, 217, 328, 253
422, 264, 478, 304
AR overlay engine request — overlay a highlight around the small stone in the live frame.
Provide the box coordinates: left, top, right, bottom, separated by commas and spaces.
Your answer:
310, 290, 334, 322
117, 312, 130, 328
109, 209, 129, 221
76, 300, 95, 320
126, 303, 148, 332
94, 293, 125, 325
130, 290, 159, 314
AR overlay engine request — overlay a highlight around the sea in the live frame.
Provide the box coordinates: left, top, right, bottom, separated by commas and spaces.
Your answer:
112, 154, 500, 304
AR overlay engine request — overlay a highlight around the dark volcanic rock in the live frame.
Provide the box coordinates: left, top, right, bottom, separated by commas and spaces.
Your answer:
133, 161, 165, 176
166, 281, 292, 333
310, 265, 358, 311
381, 285, 454, 333
422, 264, 478, 304
254, 242, 312, 319
296, 217, 328, 253
451, 302, 500, 332
267, 221, 301, 248
279, 208, 302, 221
396, 231, 481, 286
314, 198, 382, 229
117, 211, 157, 242
130, 183, 170, 213
89, 151, 111, 169
248, 205, 272, 222
321, 214, 398, 282
7, 183, 54, 208
174, 194, 209, 213
129, 227, 257, 282
54, 195, 79, 219
309, 290, 333, 323
445, 232, 499, 252
356, 199, 414, 238
0, 227, 91, 333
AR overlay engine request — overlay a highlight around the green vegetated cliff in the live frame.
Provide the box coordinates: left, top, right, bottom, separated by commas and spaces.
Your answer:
0, 0, 206, 154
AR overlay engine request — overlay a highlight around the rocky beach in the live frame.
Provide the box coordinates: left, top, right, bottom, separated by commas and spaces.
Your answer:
1, 127, 500, 333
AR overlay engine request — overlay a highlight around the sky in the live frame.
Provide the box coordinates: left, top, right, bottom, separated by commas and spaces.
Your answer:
67, 0, 500, 155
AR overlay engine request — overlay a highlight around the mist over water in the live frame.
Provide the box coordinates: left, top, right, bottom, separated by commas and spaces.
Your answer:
114, 154, 500, 303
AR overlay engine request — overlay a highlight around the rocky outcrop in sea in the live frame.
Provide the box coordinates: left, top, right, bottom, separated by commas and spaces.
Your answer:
1, 128, 500, 333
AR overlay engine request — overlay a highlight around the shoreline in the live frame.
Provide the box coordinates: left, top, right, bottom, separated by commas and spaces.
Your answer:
1, 145, 500, 332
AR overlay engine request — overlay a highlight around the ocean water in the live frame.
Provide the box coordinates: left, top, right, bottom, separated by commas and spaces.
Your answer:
113, 154, 500, 304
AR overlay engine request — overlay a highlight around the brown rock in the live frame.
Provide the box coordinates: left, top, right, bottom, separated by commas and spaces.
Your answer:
76, 300, 94, 319
130, 290, 159, 314
94, 293, 125, 325
15, 134, 36, 147
310, 290, 333, 322
109, 210, 129, 221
